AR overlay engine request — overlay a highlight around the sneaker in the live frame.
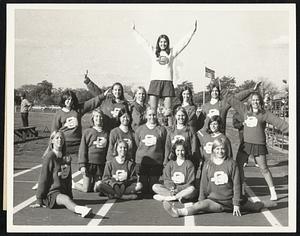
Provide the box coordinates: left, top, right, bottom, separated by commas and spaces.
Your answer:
120, 194, 138, 200
164, 195, 177, 201
32, 183, 38, 190
80, 207, 92, 218
243, 163, 248, 168
255, 164, 259, 167
163, 201, 179, 218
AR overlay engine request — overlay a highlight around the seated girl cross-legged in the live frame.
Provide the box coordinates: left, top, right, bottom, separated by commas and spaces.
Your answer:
152, 140, 197, 203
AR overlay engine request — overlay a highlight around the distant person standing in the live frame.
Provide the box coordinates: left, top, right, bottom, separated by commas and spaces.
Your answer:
20, 92, 32, 127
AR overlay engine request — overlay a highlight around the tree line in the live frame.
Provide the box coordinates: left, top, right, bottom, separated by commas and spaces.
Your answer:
15, 76, 282, 107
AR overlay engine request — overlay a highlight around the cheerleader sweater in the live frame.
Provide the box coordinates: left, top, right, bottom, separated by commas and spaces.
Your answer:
200, 88, 254, 134
199, 159, 240, 206
163, 160, 195, 192
135, 124, 167, 166
78, 127, 108, 169
197, 131, 233, 161
164, 126, 200, 168
133, 27, 196, 82
51, 94, 105, 145
102, 158, 137, 185
84, 78, 129, 131
130, 101, 147, 131
106, 127, 136, 162
36, 151, 72, 206
227, 95, 289, 145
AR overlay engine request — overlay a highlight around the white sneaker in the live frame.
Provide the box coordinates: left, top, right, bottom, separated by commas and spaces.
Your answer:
80, 207, 92, 218
164, 196, 177, 201
32, 183, 38, 190
120, 194, 138, 200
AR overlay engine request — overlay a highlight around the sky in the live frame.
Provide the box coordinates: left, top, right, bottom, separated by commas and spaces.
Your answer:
11, 4, 294, 93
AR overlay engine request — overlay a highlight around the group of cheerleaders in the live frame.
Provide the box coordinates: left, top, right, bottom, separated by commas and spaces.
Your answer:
30, 21, 289, 219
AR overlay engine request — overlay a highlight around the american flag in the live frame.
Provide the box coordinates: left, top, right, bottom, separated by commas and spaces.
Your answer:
205, 67, 215, 79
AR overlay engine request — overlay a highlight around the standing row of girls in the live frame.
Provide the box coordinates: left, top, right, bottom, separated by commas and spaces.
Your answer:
31, 20, 288, 218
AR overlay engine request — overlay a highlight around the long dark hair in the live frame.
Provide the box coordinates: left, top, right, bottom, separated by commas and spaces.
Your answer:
248, 92, 265, 114
155, 34, 170, 57
206, 115, 224, 134
117, 107, 132, 128
179, 86, 195, 105
169, 139, 191, 161
59, 90, 79, 110
111, 82, 125, 101
209, 83, 221, 100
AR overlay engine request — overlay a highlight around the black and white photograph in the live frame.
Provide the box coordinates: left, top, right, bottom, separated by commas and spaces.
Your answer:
5, 3, 296, 233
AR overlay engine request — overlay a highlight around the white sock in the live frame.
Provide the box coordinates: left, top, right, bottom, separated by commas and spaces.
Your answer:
269, 187, 277, 200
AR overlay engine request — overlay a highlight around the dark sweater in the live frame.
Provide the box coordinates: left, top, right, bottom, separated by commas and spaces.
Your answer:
199, 158, 240, 206
135, 124, 167, 166
36, 151, 72, 205
163, 160, 195, 192
129, 101, 147, 132
51, 94, 105, 146
78, 127, 108, 169
227, 95, 289, 144
200, 88, 254, 134
102, 158, 137, 185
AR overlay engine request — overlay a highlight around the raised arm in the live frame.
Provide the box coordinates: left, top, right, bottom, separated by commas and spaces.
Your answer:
84, 70, 103, 96
132, 22, 153, 55
265, 111, 289, 134
173, 20, 197, 58
226, 95, 248, 118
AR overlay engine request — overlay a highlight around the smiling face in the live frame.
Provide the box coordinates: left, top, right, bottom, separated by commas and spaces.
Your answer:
209, 121, 220, 133
117, 142, 128, 160
210, 87, 220, 100
146, 109, 157, 125
120, 113, 130, 126
213, 144, 226, 159
52, 132, 65, 151
175, 144, 185, 160
135, 88, 146, 104
175, 110, 186, 125
112, 84, 122, 99
93, 111, 103, 127
251, 94, 261, 110
159, 37, 168, 50
64, 96, 73, 108
182, 90, 191, 103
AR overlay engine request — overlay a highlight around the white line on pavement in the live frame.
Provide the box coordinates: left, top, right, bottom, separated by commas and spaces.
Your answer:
14, 164, 42, 177
13, 171, 82, 214
245, 183, 282, 227
184, 202, 195, 226
87, 199, 116, 226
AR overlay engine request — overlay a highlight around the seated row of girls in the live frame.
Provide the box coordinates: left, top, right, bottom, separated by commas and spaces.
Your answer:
162, 137, 276, 218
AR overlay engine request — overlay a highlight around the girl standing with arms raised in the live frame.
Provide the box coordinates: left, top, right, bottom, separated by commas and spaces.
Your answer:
132, 21, 197, 125
227, 91, 288, 201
